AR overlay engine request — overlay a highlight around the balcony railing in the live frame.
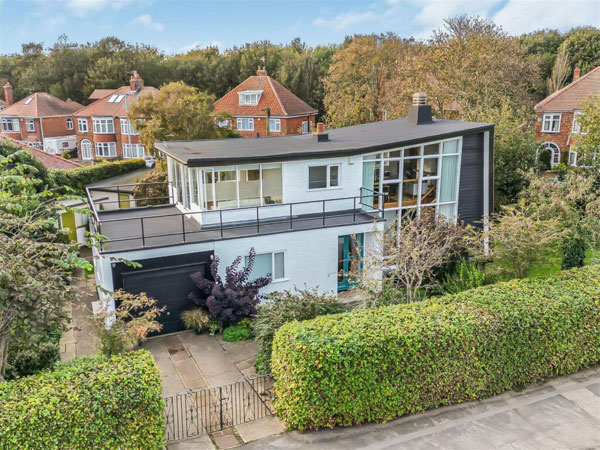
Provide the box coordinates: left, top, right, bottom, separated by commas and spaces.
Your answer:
86, 182, 385, 252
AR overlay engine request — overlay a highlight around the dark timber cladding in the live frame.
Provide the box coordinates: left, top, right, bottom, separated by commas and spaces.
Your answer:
458, 132, 487, 226
155, 117, 494, 166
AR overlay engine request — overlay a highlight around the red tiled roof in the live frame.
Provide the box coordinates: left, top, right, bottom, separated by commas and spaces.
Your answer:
89, 89, 116, 100
0, 93, 83, 117
214, 74, 317, 117
535, 67, 600, 112
74, 85, 158, 118
2, 137, 83, 170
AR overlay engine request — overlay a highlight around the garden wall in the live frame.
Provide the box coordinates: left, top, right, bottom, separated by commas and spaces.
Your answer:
272, 266, 600, 430
0, 350, 164, 449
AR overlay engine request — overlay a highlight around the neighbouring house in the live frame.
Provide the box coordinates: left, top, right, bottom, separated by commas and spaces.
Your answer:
74, 71, 157, 161
214, 66, 317, 138
0, 83, 83, 153
86, 92, 494, 335
534, 66, 600, 167
0, 98, 6, 111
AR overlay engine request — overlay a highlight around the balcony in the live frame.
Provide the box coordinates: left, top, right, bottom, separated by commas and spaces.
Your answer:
86, 183, 384, 253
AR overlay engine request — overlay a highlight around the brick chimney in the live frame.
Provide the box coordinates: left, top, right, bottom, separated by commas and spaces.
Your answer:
3, 82, 14, 106
407, 92, 433, 125
573, 67, 581, 81
256, 65, 267, 76
313, 122, 329, 142
129, 71, 144, 91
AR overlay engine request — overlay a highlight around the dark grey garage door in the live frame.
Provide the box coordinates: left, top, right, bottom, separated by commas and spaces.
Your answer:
112, 252, 213, 335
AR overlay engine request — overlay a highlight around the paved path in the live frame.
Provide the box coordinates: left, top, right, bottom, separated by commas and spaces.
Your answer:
243, 366, 600, 450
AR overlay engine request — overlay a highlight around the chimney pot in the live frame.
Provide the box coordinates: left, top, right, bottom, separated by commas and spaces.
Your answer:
256, 65, 267, 76
316, 122, 324, 133
129, 70, 144, 91
313, 122, 329, 142
412, 92, 427, 106
407, 92, 433, 125
3, 82, 14, 106
574, 67, 581, 81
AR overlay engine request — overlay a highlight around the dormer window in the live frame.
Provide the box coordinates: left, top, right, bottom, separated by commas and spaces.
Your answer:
238, 90, 262, 106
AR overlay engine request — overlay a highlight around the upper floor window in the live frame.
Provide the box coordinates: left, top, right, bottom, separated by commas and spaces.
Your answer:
309, 164, 340, 189
123, 143, 145, 159
572, 111, 586, 134
237, 117, 254, 131
25, 119, 35, 132
269, 118, 281, 132
120, 118, 139, 135
77, 118, 88, 133
66, 117, 73, 130
95, 141, 116, 157
542, 113, 561, 133
238, 90, 262, 106
1, 118, 19, 132
93, 117, 115, 134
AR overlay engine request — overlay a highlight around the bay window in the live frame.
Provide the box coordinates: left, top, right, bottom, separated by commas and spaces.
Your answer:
94, 142, 116, 157
92, 117, 115, 134
120, 118, 139, 135
122, 143, 145, 158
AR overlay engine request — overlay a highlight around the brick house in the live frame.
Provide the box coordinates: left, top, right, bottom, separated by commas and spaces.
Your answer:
73, 72, 157, 161
534, 67, 600, 167
0, 82, 83, 153
214, 67, 317, 138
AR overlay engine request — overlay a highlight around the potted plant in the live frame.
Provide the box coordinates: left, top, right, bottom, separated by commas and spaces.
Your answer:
181, 308, 211, 334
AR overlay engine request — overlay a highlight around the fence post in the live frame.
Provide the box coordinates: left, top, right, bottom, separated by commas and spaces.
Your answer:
181, 214, 186, 243
353, 197, 356, 222
256, 207, 259, 234
117, 186, 121, 210
322, 200, 326, 226
219, 386, 224, 431
219, 210, 224, 238
289, 204, 293, 230
140, 217, 145, 248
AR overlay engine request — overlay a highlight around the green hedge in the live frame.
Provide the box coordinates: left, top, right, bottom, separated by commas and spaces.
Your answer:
50, 159, 145, 191
272, 266, 600, 430
0, 350, 164, 449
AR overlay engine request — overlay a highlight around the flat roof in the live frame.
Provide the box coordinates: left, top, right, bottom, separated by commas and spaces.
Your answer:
155, 117, 493, 166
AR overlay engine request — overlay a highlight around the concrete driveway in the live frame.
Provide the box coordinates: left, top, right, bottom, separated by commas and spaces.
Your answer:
243, 366, 600, 450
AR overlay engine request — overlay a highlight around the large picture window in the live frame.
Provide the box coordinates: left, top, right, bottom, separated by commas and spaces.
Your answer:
122, 143, 145, 158
92, 117, 115, 134
120, 118, 139, 135
94, 142, 116, 157
362, 138, 461, 224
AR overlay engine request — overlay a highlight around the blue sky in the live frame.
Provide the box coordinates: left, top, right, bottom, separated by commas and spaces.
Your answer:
1, 0, 599, 55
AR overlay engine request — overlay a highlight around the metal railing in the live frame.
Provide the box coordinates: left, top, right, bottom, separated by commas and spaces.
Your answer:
164, 375, 274, 443
86, 183, 385, 251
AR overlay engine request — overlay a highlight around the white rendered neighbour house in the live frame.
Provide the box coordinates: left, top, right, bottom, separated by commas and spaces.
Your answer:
87, 93, 494, 335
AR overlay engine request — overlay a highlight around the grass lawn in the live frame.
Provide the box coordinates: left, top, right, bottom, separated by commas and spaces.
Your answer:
528, 248, 598, 278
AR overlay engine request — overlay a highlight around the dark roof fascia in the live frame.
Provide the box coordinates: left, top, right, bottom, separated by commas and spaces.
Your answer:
161, 124, 494, 167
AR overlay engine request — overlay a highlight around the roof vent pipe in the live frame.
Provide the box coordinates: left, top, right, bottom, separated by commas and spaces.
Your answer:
407, 92, 432, 125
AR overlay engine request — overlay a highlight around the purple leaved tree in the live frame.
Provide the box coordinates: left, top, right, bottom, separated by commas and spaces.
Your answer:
188, 248, 271, 326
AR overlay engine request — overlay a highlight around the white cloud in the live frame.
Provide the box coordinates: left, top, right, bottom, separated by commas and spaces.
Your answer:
493, 0, 600, 35
177, 40, 223, 53
130, 14, 164, 31
66, 0, 150, 17
313, 9, 381, 30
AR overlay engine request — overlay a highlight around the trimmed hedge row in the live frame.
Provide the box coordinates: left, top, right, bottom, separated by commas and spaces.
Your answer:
50, 158, 146, 191
0, 350, 165, 449
272, 266, 600, 430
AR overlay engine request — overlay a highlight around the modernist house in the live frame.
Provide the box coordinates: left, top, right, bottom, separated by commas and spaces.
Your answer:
74, 72, 157, 161
0, 83, 83, 153
214, 67, 317, 138
87, 93, 494, 334
535, 66, 600, 167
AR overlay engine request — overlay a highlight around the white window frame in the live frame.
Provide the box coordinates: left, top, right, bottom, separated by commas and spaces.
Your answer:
308, 163, 341, 190
236, 117, 254, 131
301, 121, 308, 134
536, 141, 561, 166
542, 113, 561, 133
92, 117, 115, 134
80, 139, 92, 160
245, 251, 286, 282
217, 119, 231, 129
572, 111, 586, 134
25, 119, 35, 132
269, 118, 281, 132
122, 143, 145, 159
238, 90, 263, 106
66, 117, 73, 130
1, 118, 19, 132
120, 118, 139, 136
94, 142, 117, 157
568, 150, 578, 167
77, 118, 88, 133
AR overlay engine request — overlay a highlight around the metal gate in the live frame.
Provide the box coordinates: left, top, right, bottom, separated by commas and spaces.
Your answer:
164, 375, 275, 443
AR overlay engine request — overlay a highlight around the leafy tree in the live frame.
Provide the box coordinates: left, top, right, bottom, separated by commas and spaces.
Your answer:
560, 27, 600, 75
188, 248, 271, 327
576, 95, 600, 166
128, 81, 237, 160
546, 46, 571, 94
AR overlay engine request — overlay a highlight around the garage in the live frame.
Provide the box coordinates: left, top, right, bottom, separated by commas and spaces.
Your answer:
112, 251, 213, 335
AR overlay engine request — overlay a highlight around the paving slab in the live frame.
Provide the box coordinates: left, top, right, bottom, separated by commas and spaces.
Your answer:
235, 416, 287, 444
211, 428, 242, 449
143, 337, 186, 397
166, 435, 215, 450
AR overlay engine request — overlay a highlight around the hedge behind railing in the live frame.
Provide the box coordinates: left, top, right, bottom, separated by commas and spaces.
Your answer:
0, 350, 165, 449
50, 158, 146, 191
272, 266, 600, 430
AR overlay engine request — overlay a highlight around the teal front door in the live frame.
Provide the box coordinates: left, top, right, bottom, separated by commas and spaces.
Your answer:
337, 234, 364, 291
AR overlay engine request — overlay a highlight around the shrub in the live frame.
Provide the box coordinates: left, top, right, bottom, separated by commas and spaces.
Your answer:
5, 329, 62, 380
439, 259, 486, 294
0, 350, 164, 449
561, 235, 587, 269
181, 307, 211, 332
133, 169, 168, 206
189, 248, 271, 327
50, 159, 146, 192
223, 320, 253, 342
272, 266, 600, 430
253, 288, 345, 374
